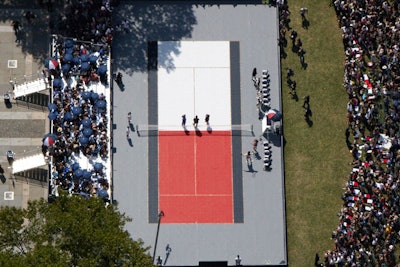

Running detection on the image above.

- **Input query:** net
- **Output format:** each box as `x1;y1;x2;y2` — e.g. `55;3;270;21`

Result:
136;124;254;137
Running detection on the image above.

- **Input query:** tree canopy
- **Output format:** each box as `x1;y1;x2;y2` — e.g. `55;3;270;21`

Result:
0;194;154;267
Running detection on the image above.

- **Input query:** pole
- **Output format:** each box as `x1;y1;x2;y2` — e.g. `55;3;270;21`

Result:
152;211;164;263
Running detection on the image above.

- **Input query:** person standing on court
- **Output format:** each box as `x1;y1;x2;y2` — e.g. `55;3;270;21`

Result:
252;68;257;78
193;115;199;128
205;114;210;125
181;114;186;127
128;112;132;125
252;139;259;152
242;151;253;165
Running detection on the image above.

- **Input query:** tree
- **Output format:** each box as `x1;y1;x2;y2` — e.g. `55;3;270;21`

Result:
0;194;154;267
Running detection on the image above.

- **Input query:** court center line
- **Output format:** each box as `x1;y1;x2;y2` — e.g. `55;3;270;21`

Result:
193;67;197;196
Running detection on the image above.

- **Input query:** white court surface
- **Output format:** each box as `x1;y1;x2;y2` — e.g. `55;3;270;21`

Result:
158;41;231;131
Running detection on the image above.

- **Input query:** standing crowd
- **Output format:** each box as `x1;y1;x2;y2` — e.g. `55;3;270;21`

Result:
320;0;400;266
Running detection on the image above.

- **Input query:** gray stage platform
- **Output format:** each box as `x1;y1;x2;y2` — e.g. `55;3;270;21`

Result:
112;2;286;266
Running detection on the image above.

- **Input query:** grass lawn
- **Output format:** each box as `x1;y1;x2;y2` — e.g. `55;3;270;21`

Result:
281;1;352;265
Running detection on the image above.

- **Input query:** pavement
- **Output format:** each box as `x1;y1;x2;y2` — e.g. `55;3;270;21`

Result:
0;6;51;208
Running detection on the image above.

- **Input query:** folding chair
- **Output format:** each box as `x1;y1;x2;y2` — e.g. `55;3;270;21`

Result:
262;78;270;83
264;149;271;159
262;80;270;86
262;88;270;94
263;91;270;98
262;98;270;107
263;141;271;150
263;159;271;170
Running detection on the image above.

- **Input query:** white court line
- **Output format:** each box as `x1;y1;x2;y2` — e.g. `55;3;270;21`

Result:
193;68;197;195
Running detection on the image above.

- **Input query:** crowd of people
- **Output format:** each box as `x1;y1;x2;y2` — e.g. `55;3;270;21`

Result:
56;0;117;46
321;0;400;265
7;1;121;202
44;0;114;201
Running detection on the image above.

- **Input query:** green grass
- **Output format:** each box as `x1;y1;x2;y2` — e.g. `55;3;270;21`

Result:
281;1;352;266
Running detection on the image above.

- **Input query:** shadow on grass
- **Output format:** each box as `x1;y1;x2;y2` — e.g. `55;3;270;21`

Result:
302;18;310;29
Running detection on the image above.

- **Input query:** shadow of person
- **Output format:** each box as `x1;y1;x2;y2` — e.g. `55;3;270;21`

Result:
0;165;4;174
183;126;190;135
302;19;310;29
346;139;353;150
292;45;299;54
280;47;287;59
117;82;125;91
301;61;308;70
263;165;272;171
292;92;299;102
245;162;257;173
254;151;261;160
195;128;202;137
128;137;134;147
307;108;313;117
130;124;135;132
0;174;6;184
305;117;313;127
258;109;265;120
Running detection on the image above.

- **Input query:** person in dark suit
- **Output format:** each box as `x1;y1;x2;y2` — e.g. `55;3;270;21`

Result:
193;115;199;128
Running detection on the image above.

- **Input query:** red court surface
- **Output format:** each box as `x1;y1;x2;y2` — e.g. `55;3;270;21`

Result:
158;131;233;223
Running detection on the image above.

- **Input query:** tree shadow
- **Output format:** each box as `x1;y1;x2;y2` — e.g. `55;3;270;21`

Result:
112;3;197;75
0;2;196;79
0;7;51;66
